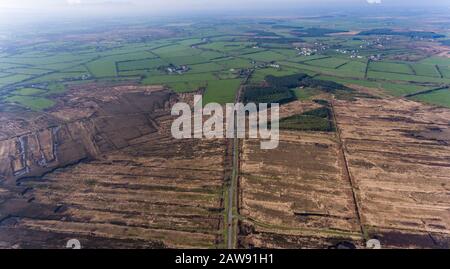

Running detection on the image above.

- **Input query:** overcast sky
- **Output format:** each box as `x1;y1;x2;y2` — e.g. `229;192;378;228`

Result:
0;0;448;10
0;0;449;20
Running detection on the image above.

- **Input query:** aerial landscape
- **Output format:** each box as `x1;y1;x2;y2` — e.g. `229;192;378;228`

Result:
0;0;449;250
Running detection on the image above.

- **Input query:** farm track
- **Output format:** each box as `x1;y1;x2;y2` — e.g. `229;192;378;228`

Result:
330;101;366;239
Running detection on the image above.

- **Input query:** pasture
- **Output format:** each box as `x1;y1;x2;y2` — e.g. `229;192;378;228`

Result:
2;22;450;111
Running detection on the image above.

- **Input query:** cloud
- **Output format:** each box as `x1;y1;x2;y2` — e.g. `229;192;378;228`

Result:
367;0;382;4
67;0;82;5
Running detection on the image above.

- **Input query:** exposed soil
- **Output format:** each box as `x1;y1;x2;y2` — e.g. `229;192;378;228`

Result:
239;97;450;249
0;85;228;248
1;85;450;249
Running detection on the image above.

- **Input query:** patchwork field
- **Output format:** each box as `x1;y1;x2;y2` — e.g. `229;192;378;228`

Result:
2;21;450;110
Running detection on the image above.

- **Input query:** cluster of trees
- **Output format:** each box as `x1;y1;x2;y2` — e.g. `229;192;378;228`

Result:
244;73;307;104
279;107;335;132
243;85;296;105
291;28;348;37
244;73;351;132
258;21;277;25
244;73;357;105
249;37;304;44
266;73;353;94
359;29;445;39
246;30;279;37
271;25;304;30
301;77;354;93
265;74;309;89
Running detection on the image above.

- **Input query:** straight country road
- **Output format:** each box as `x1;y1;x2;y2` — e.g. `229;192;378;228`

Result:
226;70;252;249
226;85;242;249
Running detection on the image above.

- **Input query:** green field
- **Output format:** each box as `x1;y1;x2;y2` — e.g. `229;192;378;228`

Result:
5;95;55;111
306;57;349;69
293;87;321;100
45;83;67;95
242;50;287;62
294;55;331;63
86;57;119;77
142;73;218;85
419;56;450;66
369;61;414;75
2;19;450;113
202;79;242;104
199;42;257;52
250;67;303;83
117;58;166;71
316;75;429;96
11;87;47;96
215;58;253;69
166;81;208;93
189;62;225;73
411;64;440;77
0;74;33;87
8;67;51;75
335;61;367;78
368;70;450;83
438;66;450;79
411;89;450;108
